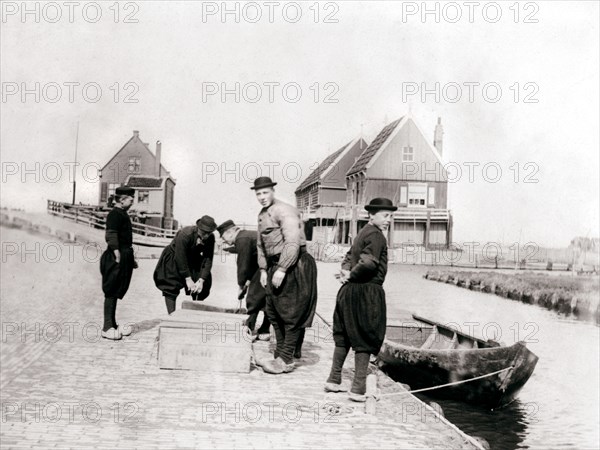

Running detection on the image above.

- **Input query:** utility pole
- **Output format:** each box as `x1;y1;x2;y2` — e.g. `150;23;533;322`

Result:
72;122;79;205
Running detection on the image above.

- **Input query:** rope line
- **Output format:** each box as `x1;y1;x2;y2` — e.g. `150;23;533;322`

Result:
377;366;514;398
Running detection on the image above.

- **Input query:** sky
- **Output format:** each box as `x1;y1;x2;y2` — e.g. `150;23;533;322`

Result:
1;1;598;247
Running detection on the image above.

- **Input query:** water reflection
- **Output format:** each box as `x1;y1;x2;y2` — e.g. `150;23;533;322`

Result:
423;396;532;450
381;265;600;449
316;263;599;448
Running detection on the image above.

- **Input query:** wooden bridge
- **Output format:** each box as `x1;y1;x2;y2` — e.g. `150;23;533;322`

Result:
47;200;176;247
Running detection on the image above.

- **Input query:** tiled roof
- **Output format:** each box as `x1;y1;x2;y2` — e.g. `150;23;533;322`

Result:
100;133;171;177
295;141;351;193
347;118;403;176
126;176;164;188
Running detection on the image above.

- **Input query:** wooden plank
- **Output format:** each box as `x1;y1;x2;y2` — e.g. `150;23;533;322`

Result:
161;309;249;328
181;300;247;315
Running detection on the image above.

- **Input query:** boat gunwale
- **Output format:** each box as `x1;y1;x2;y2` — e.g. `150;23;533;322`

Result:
380;337;531;356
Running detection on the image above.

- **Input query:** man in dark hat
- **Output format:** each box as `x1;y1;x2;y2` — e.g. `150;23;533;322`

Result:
153;215;217;314
252;177;318;374
324;197;396;401
99;186;137;340
218;220;271;340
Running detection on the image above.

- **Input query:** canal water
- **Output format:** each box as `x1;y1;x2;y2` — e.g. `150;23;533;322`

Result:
380;265;600;450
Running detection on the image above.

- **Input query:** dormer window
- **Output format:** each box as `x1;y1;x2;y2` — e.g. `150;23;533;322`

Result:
402;146;414;162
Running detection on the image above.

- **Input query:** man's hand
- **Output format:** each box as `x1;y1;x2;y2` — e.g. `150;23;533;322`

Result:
338;269;350;284
186;277;196;292
271;268;286;289
194;279;204;294
114;249;120;263
133;259;138;269
238;285;248;300
260;270;268;288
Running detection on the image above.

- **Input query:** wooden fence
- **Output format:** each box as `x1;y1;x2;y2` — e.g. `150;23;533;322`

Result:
47;200;178;246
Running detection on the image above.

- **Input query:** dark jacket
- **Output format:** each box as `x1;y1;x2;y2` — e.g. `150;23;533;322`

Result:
100;206;135;298
105;206;133;250
167;225;214;280
234;229;259;288
341;223;388;285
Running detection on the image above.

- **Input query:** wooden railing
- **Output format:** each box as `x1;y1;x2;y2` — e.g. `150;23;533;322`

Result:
300;204;451;222
47;200;177;239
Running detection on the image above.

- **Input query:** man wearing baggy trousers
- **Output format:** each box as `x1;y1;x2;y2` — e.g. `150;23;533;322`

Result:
252;176;318;375
217;219;271;340
153;215;217;314
99;186;137;341
324;197;396;401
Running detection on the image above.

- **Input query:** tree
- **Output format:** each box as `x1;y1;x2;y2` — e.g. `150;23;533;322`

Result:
569;237;599;273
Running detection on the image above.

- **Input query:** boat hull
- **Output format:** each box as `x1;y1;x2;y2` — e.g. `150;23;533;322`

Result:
378;333;539;408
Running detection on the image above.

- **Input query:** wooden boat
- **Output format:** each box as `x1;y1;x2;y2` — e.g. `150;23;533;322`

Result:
377;314;539;409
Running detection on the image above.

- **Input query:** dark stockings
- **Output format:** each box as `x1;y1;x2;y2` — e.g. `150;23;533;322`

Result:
164;296;177;314
103;297;118;331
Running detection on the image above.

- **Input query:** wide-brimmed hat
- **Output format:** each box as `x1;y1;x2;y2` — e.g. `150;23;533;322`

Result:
364;197;398;212
250;176;277;190
196;215;217;233
217;219;236;237
115;186;135;197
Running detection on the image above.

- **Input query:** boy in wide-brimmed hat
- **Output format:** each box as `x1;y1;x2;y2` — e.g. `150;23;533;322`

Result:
153;215;217;314
218;219;271;340
99;186;137;340
252;177;318;374
325;197;397;401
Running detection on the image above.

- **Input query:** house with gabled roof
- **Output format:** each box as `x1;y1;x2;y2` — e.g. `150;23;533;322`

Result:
295;137;368;242
343;114;452;248
98;130;177;229
124;174;176;223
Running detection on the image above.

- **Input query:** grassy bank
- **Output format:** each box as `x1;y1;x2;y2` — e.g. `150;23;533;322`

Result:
424;270;600;322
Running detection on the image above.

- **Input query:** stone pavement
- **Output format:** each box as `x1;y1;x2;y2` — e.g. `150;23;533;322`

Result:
1;226;480;449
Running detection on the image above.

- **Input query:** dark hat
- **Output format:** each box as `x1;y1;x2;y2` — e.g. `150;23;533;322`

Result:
217;220;236;237
364;197;398;212
115;186;135;197
250;176;277;190
196;215;217;233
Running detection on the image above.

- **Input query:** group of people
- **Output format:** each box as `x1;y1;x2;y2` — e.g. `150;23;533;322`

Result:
99;177;397;401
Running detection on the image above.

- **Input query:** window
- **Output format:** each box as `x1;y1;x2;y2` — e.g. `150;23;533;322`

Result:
400;186;408;204
354;181;364;204
407;183;427;207
428;187;435;205
128;157;141;173
108;183;119;197
100;182;108;202
402;146;414;162
138;190;149;204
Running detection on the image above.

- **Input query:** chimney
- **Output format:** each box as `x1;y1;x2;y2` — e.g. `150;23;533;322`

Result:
155;140;162;177
434;117;443;157
133;130;139;139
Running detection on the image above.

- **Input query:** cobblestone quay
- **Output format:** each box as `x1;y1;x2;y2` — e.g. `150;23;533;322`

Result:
1;226;480;449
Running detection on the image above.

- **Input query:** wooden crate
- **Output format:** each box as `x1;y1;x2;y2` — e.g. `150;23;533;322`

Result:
158;309;252;373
